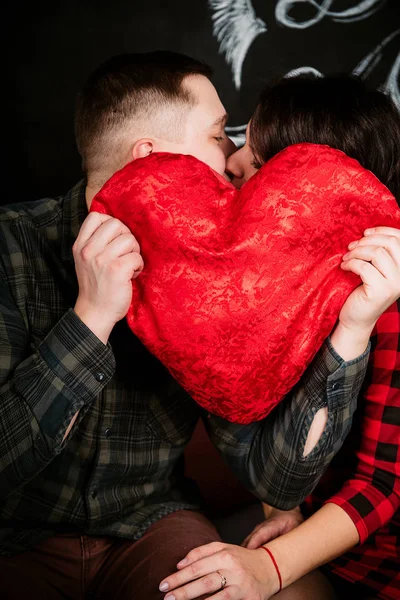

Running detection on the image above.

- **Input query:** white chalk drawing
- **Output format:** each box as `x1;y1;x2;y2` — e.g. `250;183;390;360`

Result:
353;29;400;109
209;0;387;88
226;29;400;146
284;66;324;78
209;0;267;89
384;52;400;109
275;0;386;29
225;124;247;146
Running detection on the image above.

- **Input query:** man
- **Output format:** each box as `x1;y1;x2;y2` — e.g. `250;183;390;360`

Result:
0;51;375;599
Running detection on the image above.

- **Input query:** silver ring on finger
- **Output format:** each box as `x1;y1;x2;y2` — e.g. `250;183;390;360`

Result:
216;570;227;590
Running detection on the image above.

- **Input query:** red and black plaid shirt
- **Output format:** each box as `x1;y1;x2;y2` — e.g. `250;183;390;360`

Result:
306;299;400;600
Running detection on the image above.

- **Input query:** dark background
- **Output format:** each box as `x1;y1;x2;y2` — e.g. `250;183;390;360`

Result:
6;0;400;204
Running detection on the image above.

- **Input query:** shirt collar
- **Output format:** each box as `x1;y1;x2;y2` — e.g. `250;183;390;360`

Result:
61;179;89;262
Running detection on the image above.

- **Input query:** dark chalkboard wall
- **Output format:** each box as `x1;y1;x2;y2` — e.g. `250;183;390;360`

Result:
6;0;400;204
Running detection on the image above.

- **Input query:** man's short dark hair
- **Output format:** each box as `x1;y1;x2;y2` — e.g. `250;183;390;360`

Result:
250;75;400;203
75;51;213;179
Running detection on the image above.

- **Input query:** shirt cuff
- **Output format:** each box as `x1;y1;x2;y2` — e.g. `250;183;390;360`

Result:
14;309;115;445
313;336;371;412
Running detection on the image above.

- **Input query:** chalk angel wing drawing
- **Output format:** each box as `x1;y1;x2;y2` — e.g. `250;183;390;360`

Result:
209;0;267;89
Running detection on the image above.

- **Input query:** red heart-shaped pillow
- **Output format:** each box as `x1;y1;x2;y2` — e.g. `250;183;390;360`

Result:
91;143;400;423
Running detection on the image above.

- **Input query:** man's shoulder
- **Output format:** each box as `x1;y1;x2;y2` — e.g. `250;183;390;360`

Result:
0;196;63;230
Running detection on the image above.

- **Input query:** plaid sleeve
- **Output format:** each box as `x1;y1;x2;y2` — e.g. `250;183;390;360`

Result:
206;337;370;510
326;301;400;544
0;267;115;497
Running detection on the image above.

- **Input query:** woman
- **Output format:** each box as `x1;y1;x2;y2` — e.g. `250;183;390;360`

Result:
158;76;400;600
236;76;400;600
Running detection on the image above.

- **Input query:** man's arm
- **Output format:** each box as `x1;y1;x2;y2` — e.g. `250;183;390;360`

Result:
205;336;369;509
205;228;400;509
0;212;143;497
0;275;115;497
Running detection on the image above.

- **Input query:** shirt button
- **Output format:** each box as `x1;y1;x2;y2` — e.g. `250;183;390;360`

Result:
105;428;112;438
91;489;98;499
95;372;105;382
331;382;339;391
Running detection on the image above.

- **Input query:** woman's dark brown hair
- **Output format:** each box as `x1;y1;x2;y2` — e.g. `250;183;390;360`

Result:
250;75;400;203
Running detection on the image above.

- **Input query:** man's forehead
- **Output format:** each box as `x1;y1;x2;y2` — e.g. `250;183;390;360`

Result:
208;113;229;129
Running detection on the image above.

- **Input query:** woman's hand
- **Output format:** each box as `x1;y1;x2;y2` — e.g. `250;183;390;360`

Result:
330;227;400;360
242;506;304;550
339;226;400;334
159;542;279;600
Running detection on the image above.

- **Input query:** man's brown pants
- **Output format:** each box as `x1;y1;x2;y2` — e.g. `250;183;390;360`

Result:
0;510;221;600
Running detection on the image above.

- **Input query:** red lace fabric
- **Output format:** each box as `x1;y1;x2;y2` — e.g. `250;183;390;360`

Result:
91;143;400;424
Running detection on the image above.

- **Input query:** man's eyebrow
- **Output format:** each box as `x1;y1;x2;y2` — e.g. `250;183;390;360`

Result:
209;113;229;129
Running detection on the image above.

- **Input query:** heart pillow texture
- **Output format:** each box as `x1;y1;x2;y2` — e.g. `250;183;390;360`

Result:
91;143;400;424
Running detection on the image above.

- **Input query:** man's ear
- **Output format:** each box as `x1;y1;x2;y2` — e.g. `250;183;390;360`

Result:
131;139;154;160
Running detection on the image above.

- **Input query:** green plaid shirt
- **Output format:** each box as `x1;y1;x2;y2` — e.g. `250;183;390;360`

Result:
0;181;370;556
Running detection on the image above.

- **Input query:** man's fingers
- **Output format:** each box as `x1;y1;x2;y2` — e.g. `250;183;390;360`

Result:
242;523;270;549
99;233;141;264
74;212;113;246
245;525;279;549
75;214;136;256
114;251;144;279
245;533;264;550
241;523;264;548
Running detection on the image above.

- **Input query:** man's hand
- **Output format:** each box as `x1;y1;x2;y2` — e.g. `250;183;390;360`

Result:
73;212;143;344
159;542;279;600
242;506;303;550
339;227;400;336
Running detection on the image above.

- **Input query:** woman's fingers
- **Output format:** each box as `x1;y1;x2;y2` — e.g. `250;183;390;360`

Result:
161;547;229;593
163;570;233;600
342;244;398;282
347;234;400;269
341;258;385;287
364;226;400;238
176;541;225;568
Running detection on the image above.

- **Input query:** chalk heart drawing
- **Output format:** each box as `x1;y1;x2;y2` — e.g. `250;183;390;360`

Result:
210;1;400;145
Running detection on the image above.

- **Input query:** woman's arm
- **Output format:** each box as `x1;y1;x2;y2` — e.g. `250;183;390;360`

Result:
157;504;359;600
261;503;359;595
244;298;399;592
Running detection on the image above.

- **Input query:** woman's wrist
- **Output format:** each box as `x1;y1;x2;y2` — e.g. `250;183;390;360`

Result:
330;320;373;361
256;547;282;597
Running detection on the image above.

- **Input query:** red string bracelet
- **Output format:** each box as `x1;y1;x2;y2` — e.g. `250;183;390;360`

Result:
260;546;282;593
